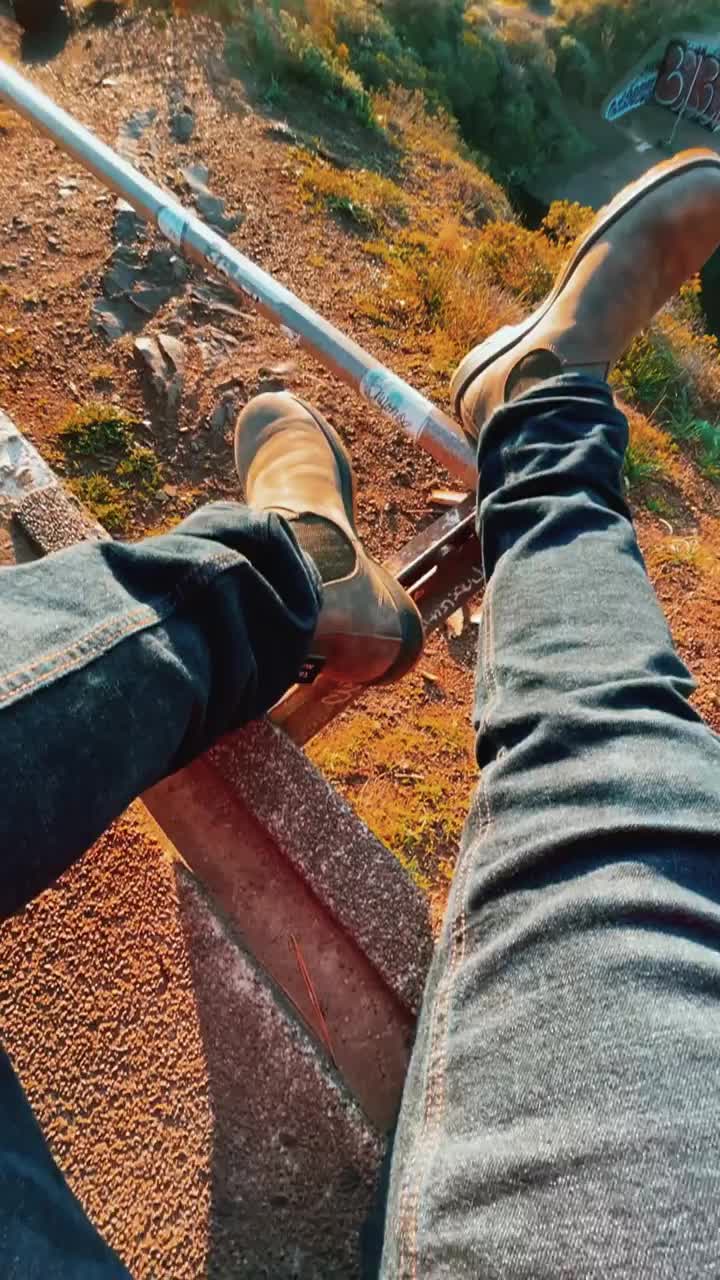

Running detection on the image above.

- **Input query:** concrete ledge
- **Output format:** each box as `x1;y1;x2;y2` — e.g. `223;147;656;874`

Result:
0;408;56;500
0;801;384;1279
176;861;384;1277
145;756;415;1132
209;720;433;1015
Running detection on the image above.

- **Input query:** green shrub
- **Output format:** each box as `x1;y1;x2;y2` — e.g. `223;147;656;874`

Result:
226;2;377;127
334;1;428;91
383;0;466;65
696;421;720;481
553;32;602;105
428;18;586;187
615;330;690;420
552;0;719;102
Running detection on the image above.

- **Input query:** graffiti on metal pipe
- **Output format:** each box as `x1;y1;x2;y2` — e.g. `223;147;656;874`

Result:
655;40;720;130
157;206;188;250
157;204;281;312
423;565;485;632
360;368;435;441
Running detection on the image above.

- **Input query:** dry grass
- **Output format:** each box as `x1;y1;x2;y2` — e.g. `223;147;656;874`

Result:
308;709;476;893
359;210;570;379
623;404;682;490
374;86;512;228
646;535;720;578
300;155;409;233
662;311;720;418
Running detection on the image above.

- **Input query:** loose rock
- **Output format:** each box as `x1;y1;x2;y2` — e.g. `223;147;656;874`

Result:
114;200;146;246
170;107;195;143
134;333;185;420
209;388;240;433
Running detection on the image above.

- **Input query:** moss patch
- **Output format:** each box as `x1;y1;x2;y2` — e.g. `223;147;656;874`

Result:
56;402;162;534
0;326;33;375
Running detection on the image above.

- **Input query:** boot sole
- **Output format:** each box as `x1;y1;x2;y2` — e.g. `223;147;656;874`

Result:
450;150;720;433
292;397;425;685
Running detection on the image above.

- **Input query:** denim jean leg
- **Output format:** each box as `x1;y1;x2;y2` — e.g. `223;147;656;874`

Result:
382;375;720;1278
0;500;320;917
0;500;319;1276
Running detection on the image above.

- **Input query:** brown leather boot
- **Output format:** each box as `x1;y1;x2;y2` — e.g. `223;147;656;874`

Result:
235;392;424;685
451;149;720;439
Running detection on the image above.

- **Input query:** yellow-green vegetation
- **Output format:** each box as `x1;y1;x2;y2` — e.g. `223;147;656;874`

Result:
647;535;720;578
358;198;594;386
159;0;720;500
615;292;720;484
165;1;720;188
70;474;131;533
55;402;162;535
0;325;33;375
300;155;408;232
225;2;376;128
220;0;588;185
308;709;476;891
88;363;115;386
373;86;511;227
339;159;720;492
622;406;680;492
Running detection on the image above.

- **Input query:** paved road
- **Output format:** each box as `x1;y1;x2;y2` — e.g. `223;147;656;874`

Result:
535;101;720;210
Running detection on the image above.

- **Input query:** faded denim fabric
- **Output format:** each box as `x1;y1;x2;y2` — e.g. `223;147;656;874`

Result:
381;376;720;1278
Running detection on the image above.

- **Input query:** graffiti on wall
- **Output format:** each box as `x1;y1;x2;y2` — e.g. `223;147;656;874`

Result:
604;70;659;122
655;40;720;131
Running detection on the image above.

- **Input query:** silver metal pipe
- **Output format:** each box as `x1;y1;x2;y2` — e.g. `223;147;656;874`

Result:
0;59;477;487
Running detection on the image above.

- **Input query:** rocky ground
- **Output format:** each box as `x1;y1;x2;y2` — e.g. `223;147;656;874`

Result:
0;4;717;923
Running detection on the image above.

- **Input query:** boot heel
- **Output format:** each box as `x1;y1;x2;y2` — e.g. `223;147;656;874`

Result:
450;319;537;417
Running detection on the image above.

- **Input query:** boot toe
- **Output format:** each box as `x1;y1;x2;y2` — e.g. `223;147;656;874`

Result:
234;391;315;484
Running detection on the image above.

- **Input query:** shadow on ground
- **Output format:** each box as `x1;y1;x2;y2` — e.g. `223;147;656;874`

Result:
216;40;403;181
174;864;382;1279
19;11;71;61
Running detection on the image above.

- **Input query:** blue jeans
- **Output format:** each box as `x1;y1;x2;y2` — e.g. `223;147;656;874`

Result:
3;377;720;1276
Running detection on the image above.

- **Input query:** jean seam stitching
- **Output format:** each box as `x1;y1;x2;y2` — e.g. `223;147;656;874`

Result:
397;578;497;1279
0;549;238;706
